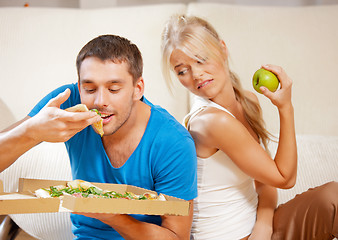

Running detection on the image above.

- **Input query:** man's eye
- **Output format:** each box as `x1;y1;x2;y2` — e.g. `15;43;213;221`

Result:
109;89;120;93
85;89;95;93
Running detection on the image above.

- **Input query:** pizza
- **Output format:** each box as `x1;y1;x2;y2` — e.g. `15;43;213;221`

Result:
35;180;166;201
65;104;104;137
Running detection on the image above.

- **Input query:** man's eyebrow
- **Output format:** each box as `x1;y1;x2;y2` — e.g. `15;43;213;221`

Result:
79;79;94;84
80;79;123;84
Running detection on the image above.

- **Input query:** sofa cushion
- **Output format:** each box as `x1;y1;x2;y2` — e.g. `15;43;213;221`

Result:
267;135;338;205
0;142;73;240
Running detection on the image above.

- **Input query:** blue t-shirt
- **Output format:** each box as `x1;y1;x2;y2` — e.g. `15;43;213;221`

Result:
29;83;198;239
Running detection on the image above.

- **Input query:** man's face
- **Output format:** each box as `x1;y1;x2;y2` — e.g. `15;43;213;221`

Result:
78;57;137;136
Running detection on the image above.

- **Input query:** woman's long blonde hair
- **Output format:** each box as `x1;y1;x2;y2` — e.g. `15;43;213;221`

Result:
161;15;271;151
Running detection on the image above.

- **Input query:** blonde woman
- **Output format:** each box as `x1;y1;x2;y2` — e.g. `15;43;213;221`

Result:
161;15;338;240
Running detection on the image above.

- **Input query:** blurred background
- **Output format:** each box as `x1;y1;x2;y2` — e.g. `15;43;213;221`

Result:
0;0;337;8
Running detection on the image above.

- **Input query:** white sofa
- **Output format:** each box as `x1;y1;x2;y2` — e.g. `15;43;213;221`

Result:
0;3;337;239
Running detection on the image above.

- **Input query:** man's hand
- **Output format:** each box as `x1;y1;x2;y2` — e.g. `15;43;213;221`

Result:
73;212;121;227
26;88;101;143
0;88;101;171
73;200;194;240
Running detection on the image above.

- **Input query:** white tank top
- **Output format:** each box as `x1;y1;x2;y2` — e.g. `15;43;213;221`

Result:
185;96;258;240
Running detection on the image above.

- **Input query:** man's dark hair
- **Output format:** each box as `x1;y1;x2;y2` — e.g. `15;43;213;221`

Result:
76;34;143;83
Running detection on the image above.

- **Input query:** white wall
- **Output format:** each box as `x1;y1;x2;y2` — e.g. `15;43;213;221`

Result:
0;0;78;8
0;0;337;8
195;0;338;7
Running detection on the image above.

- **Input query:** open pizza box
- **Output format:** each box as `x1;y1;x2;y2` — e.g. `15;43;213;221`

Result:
0;178;190;216
0;179;61;214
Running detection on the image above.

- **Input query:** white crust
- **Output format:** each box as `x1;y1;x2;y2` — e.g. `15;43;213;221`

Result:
35;188;51;198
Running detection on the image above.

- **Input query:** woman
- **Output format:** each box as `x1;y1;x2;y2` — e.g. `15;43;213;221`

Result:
161;15;338;240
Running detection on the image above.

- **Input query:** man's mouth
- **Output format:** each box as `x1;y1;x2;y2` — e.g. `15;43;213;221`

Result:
197;79;213;89
100;113;114;124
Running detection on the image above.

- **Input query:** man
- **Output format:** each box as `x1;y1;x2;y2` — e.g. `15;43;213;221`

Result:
0;35;197;239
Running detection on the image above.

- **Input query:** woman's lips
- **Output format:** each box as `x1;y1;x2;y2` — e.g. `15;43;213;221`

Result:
197;79;213;89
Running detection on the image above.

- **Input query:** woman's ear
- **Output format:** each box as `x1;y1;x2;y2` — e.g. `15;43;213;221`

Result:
133;77;145;101
220;40;229;59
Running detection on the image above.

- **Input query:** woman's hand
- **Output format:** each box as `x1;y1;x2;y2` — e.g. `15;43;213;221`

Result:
259;64;293;111
248;222;273;240
248;181;276;240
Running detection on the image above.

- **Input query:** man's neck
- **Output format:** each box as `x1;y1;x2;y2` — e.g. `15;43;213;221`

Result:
101;101;151;168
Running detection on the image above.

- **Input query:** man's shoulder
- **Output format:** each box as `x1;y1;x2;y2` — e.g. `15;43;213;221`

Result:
148;108;194;149
28;83;80;117
141;97;194;146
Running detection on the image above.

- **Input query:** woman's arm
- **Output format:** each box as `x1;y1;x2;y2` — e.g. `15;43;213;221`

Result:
194;65;297;189
260;64;297;188
249;181;277;240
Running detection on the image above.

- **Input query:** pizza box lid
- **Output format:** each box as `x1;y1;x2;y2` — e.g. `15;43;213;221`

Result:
0;179;61;214
3;178;190;216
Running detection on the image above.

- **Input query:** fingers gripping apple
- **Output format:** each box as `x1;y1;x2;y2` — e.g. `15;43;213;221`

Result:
252;68;280;94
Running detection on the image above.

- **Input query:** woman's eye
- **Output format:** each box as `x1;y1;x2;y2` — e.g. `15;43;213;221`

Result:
178;69;187;76
197;57;207;64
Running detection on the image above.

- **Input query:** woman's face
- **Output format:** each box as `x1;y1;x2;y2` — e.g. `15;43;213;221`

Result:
170;48;229;99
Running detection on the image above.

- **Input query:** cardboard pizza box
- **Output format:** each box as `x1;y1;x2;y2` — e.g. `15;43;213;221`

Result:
0;178;190;216
0;179;61;215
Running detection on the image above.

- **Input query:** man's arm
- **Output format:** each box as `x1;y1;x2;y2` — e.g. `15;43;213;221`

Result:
0;116;38;171
0;89;100;172
78;200;194;240
249;181;277;240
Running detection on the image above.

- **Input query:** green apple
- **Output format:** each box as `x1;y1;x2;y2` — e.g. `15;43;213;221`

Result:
252;68;279;94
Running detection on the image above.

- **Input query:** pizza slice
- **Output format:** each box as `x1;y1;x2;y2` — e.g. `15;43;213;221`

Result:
65;104;104;137
35;180;166;201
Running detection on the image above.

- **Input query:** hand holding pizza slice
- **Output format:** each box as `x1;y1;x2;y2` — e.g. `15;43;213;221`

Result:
65;104;104;137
